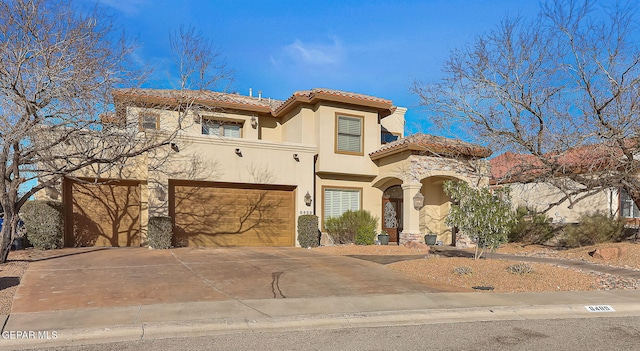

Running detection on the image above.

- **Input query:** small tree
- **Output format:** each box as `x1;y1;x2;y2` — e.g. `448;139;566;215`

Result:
443;180;515;259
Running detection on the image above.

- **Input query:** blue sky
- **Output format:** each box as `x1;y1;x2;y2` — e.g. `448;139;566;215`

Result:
93;0;543;134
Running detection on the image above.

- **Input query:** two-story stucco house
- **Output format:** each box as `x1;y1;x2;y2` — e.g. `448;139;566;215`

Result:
45;88;491;248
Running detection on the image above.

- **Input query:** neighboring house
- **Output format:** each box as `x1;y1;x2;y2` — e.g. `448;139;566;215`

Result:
40;88;491;248
490;151;637;224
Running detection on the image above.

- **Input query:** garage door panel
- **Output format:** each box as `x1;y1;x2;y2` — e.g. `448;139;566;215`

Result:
66;180;141;247
171;182;294;247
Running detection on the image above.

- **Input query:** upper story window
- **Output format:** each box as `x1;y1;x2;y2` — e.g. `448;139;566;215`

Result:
381;130;399;144
336;114;363;155
620;188;640;218
138;111;159;131
202;119;242;138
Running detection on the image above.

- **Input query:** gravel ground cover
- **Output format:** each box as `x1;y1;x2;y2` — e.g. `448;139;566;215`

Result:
312;241;640;293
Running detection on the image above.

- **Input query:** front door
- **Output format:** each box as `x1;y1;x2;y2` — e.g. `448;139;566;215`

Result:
382;198;403;243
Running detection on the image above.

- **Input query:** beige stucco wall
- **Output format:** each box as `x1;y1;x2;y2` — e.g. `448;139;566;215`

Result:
505;182;618;223
380;107;406;137
420;177;453;244
315;175;383;231
314;104;381;176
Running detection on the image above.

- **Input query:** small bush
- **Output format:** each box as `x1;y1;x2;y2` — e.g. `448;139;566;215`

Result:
562;212;625;248
298;215;319;248
507;262;535;274
147;216;173;249
509;206;555;244
325;210;379;245
354;221;377;245
453;266;473;275
22;200;64;250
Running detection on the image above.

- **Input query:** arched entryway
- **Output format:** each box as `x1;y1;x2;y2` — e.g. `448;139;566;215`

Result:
382;185;403;244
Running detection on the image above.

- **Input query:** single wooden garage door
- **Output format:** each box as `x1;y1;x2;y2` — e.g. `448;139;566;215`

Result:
64;179;142;247
170;180;295;247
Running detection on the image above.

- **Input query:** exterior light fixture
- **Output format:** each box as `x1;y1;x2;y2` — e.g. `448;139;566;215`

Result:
250;115;258;128
413;191;424;210
293;154;300;162
155;186;166;201
235;148;242;157
304;191;312;206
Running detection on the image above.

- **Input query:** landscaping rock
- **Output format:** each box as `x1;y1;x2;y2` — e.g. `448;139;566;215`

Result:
590;247;628;260
403;241;430;252
320;232;335;246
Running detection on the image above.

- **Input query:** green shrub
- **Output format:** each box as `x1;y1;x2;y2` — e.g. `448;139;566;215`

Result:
297;215;319;248
509;206;555;244
325;210;379;245
562;212;625;247
507;262;535;275
354;221;377;245
443;180;516;259
21;200;64;250
147;216;173;249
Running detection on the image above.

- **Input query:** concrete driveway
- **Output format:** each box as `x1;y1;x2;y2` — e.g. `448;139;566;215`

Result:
11;247;462;313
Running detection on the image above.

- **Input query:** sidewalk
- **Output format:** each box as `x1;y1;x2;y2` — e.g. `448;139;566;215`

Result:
2;289;640;349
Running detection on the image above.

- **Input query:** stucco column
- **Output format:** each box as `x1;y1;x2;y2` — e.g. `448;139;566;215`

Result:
400;182;423;244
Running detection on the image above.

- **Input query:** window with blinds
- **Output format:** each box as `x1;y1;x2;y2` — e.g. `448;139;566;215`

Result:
202;119;242;138
620;188;640;218
336;115;363;154
324;188;361;222
138;112;159;130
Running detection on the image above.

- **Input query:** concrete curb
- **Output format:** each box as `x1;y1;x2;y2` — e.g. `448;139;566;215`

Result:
3;301;640;349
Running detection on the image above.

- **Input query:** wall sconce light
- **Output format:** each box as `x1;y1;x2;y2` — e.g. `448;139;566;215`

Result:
235;148;243;157
155;186;166;201
304;191;312;206
413;191;424;210
293;154;299;162
45;186;59;200
250;115;258;128
170;142;180;152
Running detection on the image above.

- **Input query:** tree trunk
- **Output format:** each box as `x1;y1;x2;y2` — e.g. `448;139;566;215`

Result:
0;216;13;263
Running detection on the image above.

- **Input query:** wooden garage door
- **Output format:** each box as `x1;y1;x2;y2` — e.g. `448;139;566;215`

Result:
65;179;141;247
170;181;295;247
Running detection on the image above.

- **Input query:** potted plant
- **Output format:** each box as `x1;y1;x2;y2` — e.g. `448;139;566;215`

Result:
377;231;390;245
424;233;437;246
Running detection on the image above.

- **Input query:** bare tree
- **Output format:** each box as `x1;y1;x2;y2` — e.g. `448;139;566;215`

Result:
0;0;228;262
414;0;640;212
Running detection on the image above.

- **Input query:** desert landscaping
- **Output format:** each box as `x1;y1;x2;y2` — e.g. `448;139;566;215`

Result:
313;241;640;293
1;241;638;315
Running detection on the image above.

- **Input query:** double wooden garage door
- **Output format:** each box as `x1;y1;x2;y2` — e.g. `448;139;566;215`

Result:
65;179;295;247
169;181;295;247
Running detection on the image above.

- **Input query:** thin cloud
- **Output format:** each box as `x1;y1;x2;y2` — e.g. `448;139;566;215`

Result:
273;37;345;68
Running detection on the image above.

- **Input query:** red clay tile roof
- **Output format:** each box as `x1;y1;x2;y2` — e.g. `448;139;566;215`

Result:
273;88;394;117
490;144;627;184
113;88;394;117
113;88;282;113
370;133;492;160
